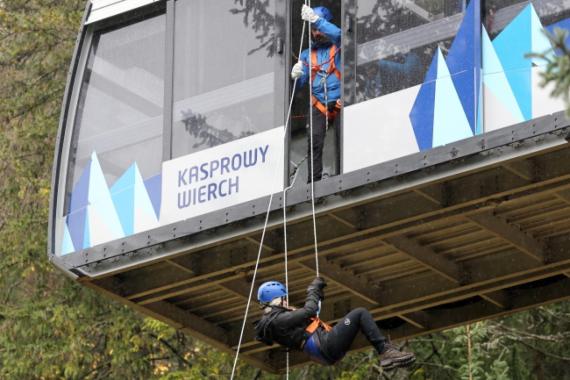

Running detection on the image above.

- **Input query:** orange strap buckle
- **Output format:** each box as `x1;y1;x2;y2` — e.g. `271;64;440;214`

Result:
305;317;333;335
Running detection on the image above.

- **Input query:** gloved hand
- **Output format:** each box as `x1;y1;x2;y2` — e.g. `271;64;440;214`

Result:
291;60;304;80
307;276;327;300
310;276;327;290
301;4;319;23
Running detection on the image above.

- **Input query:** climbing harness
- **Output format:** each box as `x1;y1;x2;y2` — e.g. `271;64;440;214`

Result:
302;317;335;365
310;45;342;123
305;316;332;334
230;1;329;377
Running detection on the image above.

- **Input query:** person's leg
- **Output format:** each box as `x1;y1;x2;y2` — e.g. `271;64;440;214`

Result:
319;307;386;361
307;107;326;182
319;307;416;368
329;108;340;176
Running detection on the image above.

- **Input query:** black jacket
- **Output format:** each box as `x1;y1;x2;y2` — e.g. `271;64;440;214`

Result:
254;286;322;350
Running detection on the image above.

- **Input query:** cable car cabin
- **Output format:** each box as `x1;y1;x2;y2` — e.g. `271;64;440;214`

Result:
50;0;570;372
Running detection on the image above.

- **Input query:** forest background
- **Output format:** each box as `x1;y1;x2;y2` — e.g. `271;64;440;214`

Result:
1;0;570;379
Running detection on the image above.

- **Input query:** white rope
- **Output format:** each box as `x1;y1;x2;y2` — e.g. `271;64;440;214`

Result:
307;0;320;278
282;154;304;380
229;193;273;380
283;185;291;380
229;6;311;377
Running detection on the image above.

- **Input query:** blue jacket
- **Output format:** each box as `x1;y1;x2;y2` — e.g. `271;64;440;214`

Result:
297;18;342;104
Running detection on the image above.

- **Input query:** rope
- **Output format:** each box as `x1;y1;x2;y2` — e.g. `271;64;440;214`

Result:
229;4;310;377
229;193;273;380
307;0;320;278
230;1;332;375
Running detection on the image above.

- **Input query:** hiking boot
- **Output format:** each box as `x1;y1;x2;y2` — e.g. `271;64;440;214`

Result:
379;343;416;370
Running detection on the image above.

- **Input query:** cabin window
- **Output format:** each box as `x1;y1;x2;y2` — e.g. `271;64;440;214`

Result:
65;14;166;215
344;0;466;106
171;0;278;159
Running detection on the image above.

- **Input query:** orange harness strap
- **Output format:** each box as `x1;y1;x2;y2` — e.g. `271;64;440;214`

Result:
310;45;341;118
310;45;341;82
311;97;341;120
305;316;333;335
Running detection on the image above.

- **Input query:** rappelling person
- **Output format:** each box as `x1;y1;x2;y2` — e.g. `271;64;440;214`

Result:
291;5;342;183
254;277;416;369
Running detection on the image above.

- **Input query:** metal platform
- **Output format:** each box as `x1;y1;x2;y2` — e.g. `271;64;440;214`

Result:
65;113;570;372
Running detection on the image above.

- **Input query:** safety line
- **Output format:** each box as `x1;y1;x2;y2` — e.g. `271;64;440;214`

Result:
307;0;320;278
282;163;300;380
229;193;274;380
229;4;310;377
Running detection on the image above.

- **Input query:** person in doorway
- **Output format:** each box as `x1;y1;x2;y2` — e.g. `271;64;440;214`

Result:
254;277;416;369
291;5;341;183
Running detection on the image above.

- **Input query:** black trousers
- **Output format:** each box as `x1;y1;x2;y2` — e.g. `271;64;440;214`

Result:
307;104;340;182
319;307;387;362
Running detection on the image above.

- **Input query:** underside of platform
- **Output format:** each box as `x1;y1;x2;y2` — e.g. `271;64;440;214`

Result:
71;116;570;373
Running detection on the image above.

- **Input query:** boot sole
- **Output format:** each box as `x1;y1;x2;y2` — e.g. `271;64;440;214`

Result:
381;355;416;371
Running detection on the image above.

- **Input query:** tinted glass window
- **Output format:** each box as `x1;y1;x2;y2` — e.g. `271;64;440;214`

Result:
345;0;465;105
66;14;166;210
483;0;570;38
171;0;277;158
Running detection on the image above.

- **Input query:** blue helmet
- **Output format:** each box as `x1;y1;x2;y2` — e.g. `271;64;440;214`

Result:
313;6;333;22
257;281;287;303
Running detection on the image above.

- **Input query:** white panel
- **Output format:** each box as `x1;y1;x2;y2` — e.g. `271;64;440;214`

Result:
532;66;566;118
87;0;161;24
343;86;420;174
483;82;523;133
160;127;285;225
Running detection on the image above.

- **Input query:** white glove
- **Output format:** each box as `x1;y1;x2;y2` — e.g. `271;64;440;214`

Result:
291;61;304;80
301;4;319;23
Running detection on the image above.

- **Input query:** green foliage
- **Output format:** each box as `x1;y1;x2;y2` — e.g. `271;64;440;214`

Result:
527;28;570;116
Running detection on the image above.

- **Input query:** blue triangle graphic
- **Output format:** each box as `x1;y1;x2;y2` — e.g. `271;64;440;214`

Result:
433;49;474;146
446;0;481;134
493;4;533;120
68;159;91;214
133;164;159;233
61;223;75;256
409;51;438;151
66;157;92;250
144;173;162;219
83;208;91;249
476;80;483;135
111;164;136;236
88;152;124;244
482;27;525;123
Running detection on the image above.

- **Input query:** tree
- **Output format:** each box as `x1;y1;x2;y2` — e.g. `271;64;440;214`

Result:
528;28;570;116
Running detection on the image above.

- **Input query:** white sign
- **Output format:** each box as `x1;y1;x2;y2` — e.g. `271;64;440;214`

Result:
160;127;284;225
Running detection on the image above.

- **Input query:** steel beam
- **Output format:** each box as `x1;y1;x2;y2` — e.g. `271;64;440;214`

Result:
468;212;546;263
480;290;511;309
105;175;570;303
299;259;382;304
384;236;463;283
